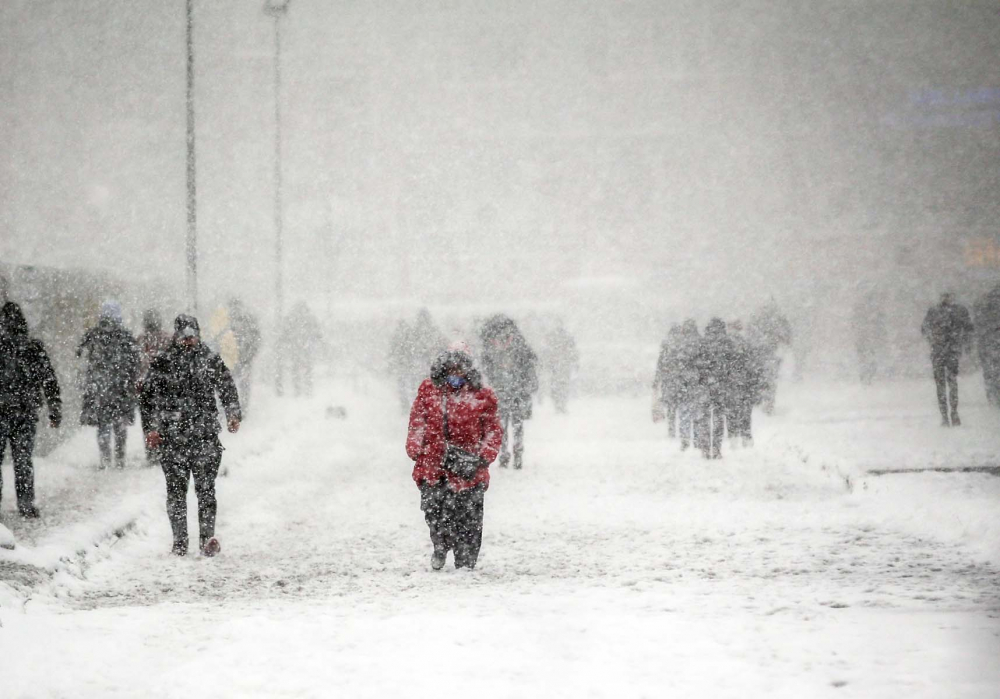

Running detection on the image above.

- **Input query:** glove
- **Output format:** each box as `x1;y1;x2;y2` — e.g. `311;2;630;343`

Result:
227;418;241;434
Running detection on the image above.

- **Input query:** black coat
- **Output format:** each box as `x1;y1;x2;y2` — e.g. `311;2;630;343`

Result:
694;330;738;404
921;300;974;359
728;335;765;407
480;335;538;412
0;324;61;423
78;320;140;425
140;341;241;444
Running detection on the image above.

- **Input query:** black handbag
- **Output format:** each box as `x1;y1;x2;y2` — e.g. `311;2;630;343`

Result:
442;395;482;479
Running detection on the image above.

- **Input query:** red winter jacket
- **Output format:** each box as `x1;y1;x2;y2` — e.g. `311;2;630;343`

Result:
406;378;503;492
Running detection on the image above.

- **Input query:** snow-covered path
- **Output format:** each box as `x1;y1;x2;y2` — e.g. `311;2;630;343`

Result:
2;377;999;697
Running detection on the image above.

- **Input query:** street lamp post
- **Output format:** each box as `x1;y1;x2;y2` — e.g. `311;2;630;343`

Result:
185;0;198;313
264;0;290;393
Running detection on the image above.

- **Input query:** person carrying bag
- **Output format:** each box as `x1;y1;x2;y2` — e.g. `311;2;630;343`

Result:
406;345;503;570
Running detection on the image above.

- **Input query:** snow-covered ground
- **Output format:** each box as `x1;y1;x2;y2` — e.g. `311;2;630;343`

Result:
2;373;999;698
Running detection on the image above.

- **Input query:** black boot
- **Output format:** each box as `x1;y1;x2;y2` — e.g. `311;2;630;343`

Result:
431;545;446;570
169;518;188;556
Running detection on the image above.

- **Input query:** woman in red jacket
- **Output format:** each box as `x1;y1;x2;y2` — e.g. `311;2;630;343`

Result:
406;347;503;570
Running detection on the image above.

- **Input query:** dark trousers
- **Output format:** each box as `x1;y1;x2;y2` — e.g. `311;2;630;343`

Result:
0;415;38;513
97;418;127;469
695;397;725;459
728;398;754;442
932;354;960;423
499;405;525;469
420;482;485;569
160;436;223;551
677;399;696;447
665;400;678;438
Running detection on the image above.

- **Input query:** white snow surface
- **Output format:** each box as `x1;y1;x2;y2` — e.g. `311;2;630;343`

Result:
1;374;999;698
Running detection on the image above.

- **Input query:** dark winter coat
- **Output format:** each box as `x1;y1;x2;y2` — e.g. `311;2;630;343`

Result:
673;324;702;402
694;321;737;404
77;320;140;425
727;334;765;408
140;341;241;444
406;356;503;494
0;302;61;423
137;330;173;384
479;317;539;417
921;300;973;360
653;326;685;404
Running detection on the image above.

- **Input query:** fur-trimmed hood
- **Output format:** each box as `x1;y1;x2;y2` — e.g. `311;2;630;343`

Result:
430;349;483;391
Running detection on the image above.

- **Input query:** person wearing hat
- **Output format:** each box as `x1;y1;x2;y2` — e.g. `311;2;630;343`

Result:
0;302;61;518
77;300;140;469
406;345;503;570
140;315;241;556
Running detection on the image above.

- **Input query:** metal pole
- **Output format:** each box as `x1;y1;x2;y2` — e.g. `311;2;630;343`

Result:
185;0;198;314
272;7;285;393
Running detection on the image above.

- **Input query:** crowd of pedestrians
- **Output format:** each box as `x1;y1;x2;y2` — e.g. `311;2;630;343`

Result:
652;315;776;459
1;278;997;569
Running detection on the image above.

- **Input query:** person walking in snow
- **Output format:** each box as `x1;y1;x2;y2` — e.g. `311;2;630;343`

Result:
674;319;702;450
653;324;683;437
228;298;261;409
0;302;61;518
479;314;538;470
851;292;888;385
140;315;241;557
747;301;792;415
278;301;323;397
693;318;736;459
921;292;974;427
541;319;579;413
972;284;1000;408
136;309;173;465
726;320;764;447
77;301;140;469
406;346;502;570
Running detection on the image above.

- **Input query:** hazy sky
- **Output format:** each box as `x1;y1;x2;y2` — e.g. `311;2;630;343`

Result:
2;0;999;337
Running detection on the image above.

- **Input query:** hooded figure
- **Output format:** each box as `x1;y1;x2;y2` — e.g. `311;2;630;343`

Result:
406;346;503;570
0;302;61;517
77;300;140;469
479;315;538;470
140;314;241;556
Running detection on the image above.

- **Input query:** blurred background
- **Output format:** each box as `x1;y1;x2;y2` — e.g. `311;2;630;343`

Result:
2;0;999;419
